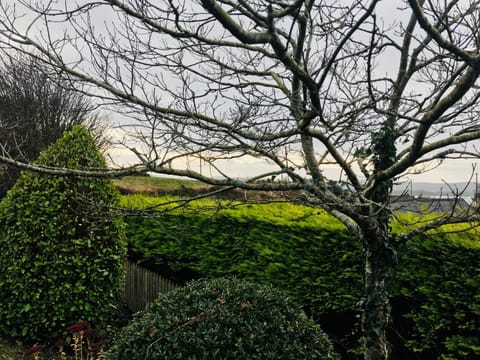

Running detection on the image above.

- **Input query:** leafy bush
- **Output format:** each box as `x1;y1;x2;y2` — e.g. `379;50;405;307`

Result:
0;126;127;344
106;277;339;360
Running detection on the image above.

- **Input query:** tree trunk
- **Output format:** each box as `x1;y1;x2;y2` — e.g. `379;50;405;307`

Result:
362;225;392;360
364;122;396;359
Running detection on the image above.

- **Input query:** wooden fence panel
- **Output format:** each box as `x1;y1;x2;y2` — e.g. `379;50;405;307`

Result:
125;261;180;313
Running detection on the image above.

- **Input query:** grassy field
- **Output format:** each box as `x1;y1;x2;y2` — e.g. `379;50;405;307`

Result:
113;175;295;202
113;175;209;195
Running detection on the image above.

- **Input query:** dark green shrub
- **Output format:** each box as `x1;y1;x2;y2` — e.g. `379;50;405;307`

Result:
0;126;127;344
106;277;339;360
392;234;480;359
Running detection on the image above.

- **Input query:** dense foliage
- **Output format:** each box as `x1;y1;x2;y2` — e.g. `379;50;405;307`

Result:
122;194;480;359
124;199;363;312
106;276;339;360
393;233;480;360
0;126;126;344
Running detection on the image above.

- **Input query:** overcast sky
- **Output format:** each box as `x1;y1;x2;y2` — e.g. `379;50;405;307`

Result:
2;0;479;185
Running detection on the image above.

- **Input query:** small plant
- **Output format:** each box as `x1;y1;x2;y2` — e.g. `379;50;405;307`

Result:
64;321;105;360
24;322;105;360
24;345;45;360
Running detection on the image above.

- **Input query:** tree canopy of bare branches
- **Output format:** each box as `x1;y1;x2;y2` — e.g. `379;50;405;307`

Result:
1;1;480;359
0;54;104;197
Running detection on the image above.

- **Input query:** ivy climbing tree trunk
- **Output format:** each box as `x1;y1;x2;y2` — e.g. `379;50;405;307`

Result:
361;123;397;360
361;224;393;360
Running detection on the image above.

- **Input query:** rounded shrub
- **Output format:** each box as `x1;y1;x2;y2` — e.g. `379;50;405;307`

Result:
0;126;126;344
106;277;339;360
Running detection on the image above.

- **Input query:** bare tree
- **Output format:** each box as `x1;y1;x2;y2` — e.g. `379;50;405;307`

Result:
0;53;105;197
1;1;480;359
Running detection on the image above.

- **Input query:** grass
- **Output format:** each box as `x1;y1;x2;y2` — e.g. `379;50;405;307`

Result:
113;175;300;205
113;175;209;195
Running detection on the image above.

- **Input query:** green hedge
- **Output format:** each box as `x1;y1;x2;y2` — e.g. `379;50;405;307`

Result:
123;196;480;359
125;202;363;314
393;233;480;359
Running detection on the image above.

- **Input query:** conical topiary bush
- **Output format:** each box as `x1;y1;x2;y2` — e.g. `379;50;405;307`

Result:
0;125;126;344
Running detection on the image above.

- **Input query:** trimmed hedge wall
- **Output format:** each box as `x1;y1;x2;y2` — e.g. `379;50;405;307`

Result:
126;210;363;314
123;196;480;359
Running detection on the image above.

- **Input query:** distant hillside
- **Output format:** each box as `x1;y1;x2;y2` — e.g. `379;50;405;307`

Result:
113;176;209;195
393;182;477;197
113;176;287;201
115;176;477;199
